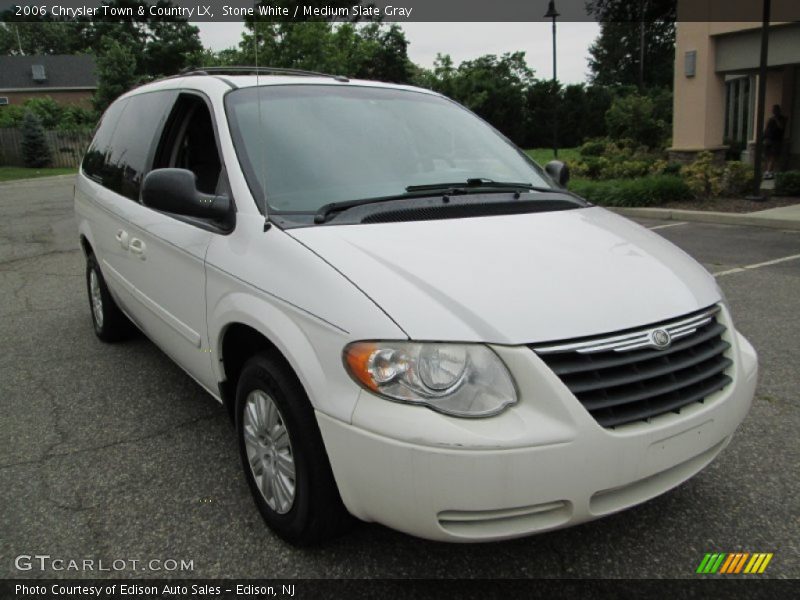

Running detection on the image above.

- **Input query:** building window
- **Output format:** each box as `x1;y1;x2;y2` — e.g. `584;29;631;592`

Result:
724;75;754;145
684;51;697;78
31;64;47;82
0;97;8;106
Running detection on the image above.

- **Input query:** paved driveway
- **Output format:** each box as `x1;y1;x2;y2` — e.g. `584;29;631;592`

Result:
1;177;798;579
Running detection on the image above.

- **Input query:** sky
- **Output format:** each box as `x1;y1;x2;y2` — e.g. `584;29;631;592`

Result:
196;21;601;84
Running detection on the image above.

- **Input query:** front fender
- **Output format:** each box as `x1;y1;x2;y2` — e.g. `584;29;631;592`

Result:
208;290;364;423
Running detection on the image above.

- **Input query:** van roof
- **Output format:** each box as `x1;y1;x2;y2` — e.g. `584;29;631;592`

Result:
140;66;435;96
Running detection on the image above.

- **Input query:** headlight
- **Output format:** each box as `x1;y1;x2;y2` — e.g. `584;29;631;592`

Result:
343;341;517;417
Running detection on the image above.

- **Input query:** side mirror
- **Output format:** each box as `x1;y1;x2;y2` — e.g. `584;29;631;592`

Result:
545;160;570;187
142;168;230;220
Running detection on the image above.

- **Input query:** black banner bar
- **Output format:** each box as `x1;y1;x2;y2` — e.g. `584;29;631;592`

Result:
1;579;798;600
2;0;800;23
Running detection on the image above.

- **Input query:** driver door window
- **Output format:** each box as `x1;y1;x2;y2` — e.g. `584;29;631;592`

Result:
155;94;223;196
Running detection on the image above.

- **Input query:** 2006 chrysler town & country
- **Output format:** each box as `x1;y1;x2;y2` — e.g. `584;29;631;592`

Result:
74;68;758;545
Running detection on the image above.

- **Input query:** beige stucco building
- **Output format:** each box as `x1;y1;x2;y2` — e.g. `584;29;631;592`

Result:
671;4;800;169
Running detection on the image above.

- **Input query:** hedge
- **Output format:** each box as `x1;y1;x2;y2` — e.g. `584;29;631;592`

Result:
568;175;692;207
775;171;800;197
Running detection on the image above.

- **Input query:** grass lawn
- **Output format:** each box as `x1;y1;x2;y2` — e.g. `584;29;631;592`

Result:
525;148;581;165
0;166;76;182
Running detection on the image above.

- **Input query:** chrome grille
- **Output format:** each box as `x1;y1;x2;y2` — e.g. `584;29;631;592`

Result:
531;306;732;428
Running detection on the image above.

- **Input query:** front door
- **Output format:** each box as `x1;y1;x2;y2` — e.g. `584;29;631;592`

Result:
120;93;226;393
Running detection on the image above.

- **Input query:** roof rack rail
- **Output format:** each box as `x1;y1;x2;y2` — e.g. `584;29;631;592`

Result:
177;66;350;83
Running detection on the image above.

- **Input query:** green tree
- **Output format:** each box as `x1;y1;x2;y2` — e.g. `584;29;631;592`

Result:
0;105;25;129
94;37;137;112
21;111;52;168
194;47;242;67
525;79;560;148
419;52;534;145
1;2;202;80
58;105;98;131
0;19;92;55
605;93;670;148
87;1;203;78
351;23;412;83
586;0;676;89
19;97;63;129
238;21;412;83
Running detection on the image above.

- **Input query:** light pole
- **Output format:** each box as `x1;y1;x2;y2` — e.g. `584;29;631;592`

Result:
544;0;560;158
748;0;771;201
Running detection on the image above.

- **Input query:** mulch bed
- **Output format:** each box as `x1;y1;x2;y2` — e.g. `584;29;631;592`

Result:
665;196;800;214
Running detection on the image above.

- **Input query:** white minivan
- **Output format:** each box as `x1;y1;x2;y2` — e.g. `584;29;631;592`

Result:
75;67;758;545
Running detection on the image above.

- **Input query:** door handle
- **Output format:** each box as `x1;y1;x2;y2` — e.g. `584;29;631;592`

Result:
115;229;129;250
129;238;146;260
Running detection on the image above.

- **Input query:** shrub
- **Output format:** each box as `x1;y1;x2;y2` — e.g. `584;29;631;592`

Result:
604;159;651;179
723;161;755;197
578;138;607;157
775;171;800;197
574;136;666;181
650;159;683;176
23;97;63;129
578;137;644;160
569;175;691;207
58;105;97;131
680;152;723;199
605;94;670;150
0;104;25;128
0;99;96;131
20;111;52;168
570;156;608;179
680;153;756;198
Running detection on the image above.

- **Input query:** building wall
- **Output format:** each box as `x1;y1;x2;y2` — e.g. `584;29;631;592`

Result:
672;8;799;164
677;0;798;24
0;90;94;107
671;22;727;155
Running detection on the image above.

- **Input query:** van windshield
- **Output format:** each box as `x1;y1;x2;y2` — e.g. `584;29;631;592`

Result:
225;84;555;214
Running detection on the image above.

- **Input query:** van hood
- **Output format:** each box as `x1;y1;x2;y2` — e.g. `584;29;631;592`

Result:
288;207;721;344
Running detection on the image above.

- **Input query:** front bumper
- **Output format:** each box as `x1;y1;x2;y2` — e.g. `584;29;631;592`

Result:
318;328;758;542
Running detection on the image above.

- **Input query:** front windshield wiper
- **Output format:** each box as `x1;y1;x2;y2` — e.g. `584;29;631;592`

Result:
314;192;430;224
405;178;554;194
314;180;561;224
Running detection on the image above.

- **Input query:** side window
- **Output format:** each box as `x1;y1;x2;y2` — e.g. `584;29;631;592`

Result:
154;95;222;195
105;91;177;200
82;98;128;183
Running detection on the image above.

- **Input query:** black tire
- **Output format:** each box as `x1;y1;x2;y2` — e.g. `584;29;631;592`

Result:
236;352;353;546
85;253;134;342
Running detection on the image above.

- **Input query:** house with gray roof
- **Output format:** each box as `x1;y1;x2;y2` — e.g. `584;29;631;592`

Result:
0;55;97;107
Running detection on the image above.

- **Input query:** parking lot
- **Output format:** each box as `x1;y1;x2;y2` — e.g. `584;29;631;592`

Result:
1;176;798;579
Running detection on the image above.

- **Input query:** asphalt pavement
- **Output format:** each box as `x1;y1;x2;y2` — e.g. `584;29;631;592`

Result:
1;176;798;579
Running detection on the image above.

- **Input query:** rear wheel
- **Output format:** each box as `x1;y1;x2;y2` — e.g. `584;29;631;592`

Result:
85;253;134;342
236;353;353;545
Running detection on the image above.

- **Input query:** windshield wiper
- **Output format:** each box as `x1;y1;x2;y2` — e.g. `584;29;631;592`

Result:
314;180;560;224
405;178;554;194
314;192;428;224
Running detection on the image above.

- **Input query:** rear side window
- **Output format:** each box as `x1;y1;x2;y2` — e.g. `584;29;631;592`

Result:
106;91;176;200
83;91;176;200
82;99;128;184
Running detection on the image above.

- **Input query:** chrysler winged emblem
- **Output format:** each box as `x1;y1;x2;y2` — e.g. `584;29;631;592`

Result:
650;328;672;349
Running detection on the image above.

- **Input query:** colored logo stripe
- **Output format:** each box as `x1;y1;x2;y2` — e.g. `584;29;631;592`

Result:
697;553;773;574
744;553;774;574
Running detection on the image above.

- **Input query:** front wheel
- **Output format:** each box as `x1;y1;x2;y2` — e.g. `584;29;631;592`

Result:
236;353;353;546
85;254;134;342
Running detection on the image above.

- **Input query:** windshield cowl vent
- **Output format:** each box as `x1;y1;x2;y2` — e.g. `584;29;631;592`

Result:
359;199;578;224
